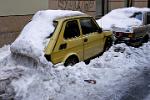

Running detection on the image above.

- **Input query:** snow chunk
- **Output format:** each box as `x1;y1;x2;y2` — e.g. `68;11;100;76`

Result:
10;10;84;65
97;7;150;30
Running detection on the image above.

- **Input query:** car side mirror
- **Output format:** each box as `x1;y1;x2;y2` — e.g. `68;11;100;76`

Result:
98;28;102;33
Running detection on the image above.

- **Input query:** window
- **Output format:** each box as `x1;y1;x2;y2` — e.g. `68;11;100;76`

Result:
131;12;142;21
64;20;80;39
80;18;99;35
147;12;150;25
134;12;142;20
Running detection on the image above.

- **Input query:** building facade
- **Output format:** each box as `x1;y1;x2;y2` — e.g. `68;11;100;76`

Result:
0;0;150;47
97;0;149;17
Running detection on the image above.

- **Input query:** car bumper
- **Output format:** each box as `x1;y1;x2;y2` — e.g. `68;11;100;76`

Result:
115;37;143;46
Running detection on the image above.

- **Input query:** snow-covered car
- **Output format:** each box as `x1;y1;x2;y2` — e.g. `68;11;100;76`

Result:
97;7;150;46
10;10;113;66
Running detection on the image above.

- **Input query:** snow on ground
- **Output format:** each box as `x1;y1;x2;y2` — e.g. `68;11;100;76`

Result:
0;42;150;100
97;7;150;30
10;10;84;66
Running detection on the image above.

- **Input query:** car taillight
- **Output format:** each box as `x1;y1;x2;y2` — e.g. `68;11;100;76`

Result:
115;32;123;37
128;33;133;38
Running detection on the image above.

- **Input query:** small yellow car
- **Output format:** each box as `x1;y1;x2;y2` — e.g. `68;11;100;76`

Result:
44;15;113;66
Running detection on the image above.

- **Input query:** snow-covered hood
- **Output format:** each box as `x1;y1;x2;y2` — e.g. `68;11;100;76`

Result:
10;10;84;65
97;7;150;31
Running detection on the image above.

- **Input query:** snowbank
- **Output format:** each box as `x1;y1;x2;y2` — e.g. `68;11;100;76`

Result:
1;42;150;100
97;7;150;30
10;10;84;65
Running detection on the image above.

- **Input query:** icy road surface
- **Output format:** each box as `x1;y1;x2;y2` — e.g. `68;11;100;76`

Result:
0;43;150;100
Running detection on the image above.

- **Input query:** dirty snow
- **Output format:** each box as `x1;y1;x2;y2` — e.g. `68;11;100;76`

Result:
97;7;150;30
10;10;84;66
1;42;150;100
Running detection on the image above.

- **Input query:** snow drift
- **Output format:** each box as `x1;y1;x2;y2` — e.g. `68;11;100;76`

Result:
97;7;150;30
10;10;84;65
1;42;150;100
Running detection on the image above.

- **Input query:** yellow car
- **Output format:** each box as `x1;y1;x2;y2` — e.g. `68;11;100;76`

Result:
44;15;113;66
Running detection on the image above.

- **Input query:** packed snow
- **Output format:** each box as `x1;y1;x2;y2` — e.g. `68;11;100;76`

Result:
10;10;84;66
97;7;150;30
0;8;150;100
1;42;150;100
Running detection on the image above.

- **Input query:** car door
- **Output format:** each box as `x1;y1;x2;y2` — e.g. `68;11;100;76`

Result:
51;19;84;64
79;18;104;60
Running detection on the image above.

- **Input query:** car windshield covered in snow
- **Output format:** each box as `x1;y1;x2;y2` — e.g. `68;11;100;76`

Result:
47;21;58;38
131;12;143;20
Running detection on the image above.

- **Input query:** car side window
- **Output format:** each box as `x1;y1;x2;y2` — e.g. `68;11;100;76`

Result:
80;18;99;35
64;20;80;39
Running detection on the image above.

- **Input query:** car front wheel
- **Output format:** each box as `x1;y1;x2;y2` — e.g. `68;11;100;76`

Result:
64;56;79;66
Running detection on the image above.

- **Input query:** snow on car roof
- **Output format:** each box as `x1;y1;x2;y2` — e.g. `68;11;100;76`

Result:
97;7;150;30
10;10;84;65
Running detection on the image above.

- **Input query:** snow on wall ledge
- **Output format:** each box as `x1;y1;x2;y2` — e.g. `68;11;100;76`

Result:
10;10;84;65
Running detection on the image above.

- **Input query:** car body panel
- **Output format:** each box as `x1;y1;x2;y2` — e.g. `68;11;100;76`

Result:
44;15;112;64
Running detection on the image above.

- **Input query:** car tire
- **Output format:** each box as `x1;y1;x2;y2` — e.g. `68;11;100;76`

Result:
142;35;149;43
84;59;90;65
104;37;113;51
64;56;79;66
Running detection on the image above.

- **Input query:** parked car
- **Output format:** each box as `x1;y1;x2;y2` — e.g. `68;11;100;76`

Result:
97;7;150;47
113;11;150;46
44;15;113;66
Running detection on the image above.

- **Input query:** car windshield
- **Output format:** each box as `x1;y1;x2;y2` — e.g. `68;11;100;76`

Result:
44;21;58;48
131;12;142;21
47;21;58;38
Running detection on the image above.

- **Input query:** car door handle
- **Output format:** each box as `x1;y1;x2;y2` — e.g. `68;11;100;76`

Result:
59;43;67;50
84;38;88;42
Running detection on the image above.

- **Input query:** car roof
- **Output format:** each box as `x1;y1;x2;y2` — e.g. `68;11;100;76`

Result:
54;14;92;21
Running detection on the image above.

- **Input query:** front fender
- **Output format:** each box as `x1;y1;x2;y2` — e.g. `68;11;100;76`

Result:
103;31;113;37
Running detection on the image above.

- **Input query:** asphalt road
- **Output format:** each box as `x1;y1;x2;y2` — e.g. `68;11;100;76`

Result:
121;66;150;100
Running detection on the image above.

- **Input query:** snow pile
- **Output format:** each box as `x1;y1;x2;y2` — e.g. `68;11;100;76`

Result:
0;45;10;60
1;42;150;100
10;10;84;65
97;7;150;30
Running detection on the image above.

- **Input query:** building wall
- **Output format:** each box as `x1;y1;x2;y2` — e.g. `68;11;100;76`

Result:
134;0;148;7
0;0;48;16
0;0;48;47
0;0;150;47
108;0;124;11
49;0;96;17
